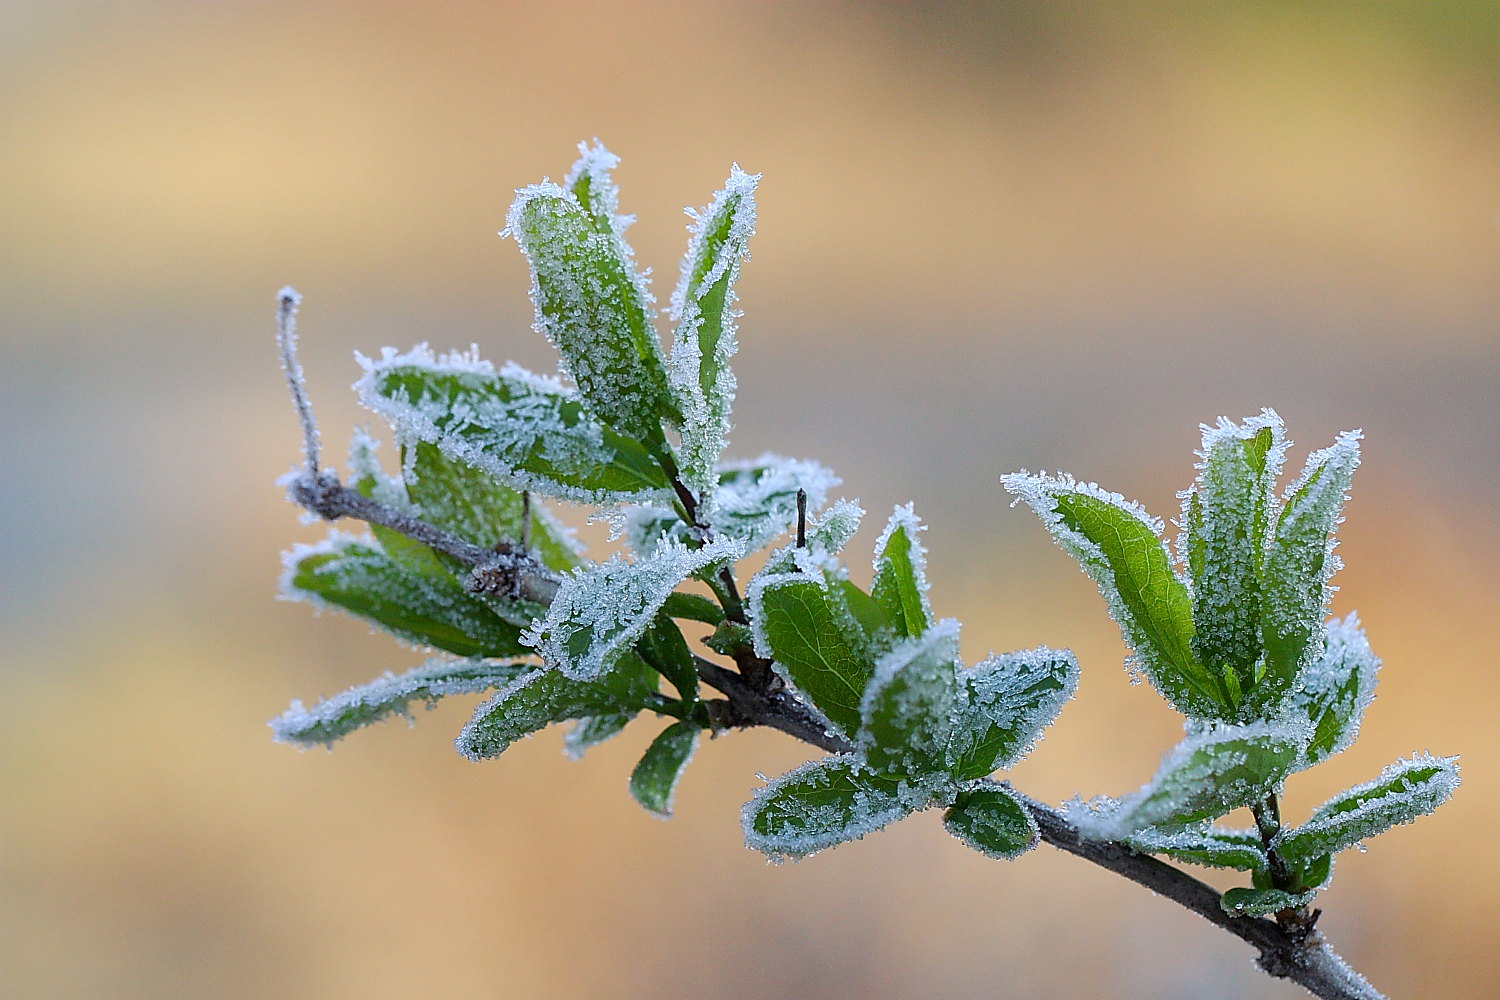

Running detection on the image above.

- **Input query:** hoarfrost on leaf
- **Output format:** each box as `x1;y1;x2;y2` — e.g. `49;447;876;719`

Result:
667;165;759;491
1288;612;1379;768
1068;720;1309;840
703;455;838;554
271;658;534;748
741;754;911;861
1274;754;1459;865
524;537;741;680
946;645;1080;779
871;503;933;639
629;720;700;818
1220;886;1316;917
1002;472;1221;719
943;783;1040;860
1182;410;1286;703
857;620;961;777
760;498;864;577
357;347;671;504
562;713;633;760
1256;429;1362;715
1123;824;1266;872
506;152;677;442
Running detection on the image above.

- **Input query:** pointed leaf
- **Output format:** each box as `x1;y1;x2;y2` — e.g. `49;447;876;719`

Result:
629;721;700;818
747;572;878;736
871;503;933;639
947;646;1079;779
1183;412;1285;702
358;347;670;504
668;166;759;490
507;159;676;442
943;784;1039;860
741;754;910;860
271;658;532;748
282;534;528;658
1070;721;1308;839
1275;754;1460;865
1256;430;1362;714
1003;474;1223;718
1124;824;1266;872
525;538;740;680
455;654;658;759
1289;613;1379;768
858;620;961;776
1220;886;1315;917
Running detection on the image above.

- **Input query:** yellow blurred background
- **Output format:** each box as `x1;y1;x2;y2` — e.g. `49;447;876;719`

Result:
3;3;1496;997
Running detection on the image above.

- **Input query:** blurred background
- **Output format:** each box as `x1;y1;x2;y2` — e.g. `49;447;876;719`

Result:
2;2;1496;997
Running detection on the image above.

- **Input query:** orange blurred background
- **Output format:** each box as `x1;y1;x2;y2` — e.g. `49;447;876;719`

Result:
2;3;1496;997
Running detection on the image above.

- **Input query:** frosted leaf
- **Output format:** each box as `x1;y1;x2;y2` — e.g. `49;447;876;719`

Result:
760;498;864;576
456;652;658;759
1003;473;1222;719
1256;429;1362;714
946;646;1080;779
667;165;759;491
1274;754;1460;865
1182;410;1286;702
1123;824;1266;872
703;454;839;554
629;720;700;818
524;537;741;680
857;620;961;776
943;783;1040;860
281;533;529;658
741;754;911;861
358;347;671;504
271;658;533;748
1288;613;1379;768
871;503;933;639
1068;720;1309;839
563;139;628;234
622;504;693;558
562;713;633;760
506;160;676;443
403;439;581;573
746;571;878;737
1220;887;1316;917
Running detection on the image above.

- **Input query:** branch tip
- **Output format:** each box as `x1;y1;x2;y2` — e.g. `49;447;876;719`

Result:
276;285;321;476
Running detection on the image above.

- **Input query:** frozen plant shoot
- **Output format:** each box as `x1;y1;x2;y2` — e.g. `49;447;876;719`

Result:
273;142;1456;1000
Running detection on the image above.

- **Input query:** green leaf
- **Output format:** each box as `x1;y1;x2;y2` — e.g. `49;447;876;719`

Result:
871;504;933;639
271;658;533;748
1184;412;1284;704
1220;886;1315;917
404;440;581;574
507;158;677;442
1288;613;1379;768
857;621;960;776
1003;475;1222;719
358;349;671;504
527;538;740;680
1275;754;1459;866
660;591;724;625
747;573;878;736
283;535;529;658
741;754;911;860
946;646;1079;780
1072;721;1308;839
1255;430;1361;715
1291;852;1334;891
667;167;758;490
563;713;633;760
636;614;700;701
455;653;658;759
629;721;700;818
1124;825;1266;872
943;784;1039;860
